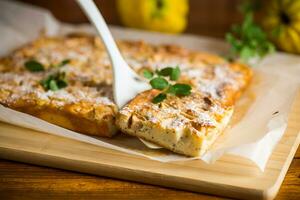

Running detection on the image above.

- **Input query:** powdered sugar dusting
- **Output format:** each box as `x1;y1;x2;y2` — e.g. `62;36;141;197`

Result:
1;36;245;127
0;72;114;107
195;112;217;127
121;90;228;134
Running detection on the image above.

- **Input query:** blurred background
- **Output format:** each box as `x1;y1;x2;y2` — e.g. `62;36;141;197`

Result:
17;0;242;38
16;0;300;56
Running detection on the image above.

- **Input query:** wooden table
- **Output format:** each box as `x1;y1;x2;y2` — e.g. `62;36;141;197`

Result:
0;147;299;199
1;1;299;199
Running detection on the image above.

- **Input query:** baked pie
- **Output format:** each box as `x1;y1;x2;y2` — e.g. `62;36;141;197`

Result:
0;34;252;156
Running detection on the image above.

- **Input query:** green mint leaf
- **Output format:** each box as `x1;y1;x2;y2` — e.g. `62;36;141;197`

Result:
150;77;169;90
166;85;176;94
143;70;153;79
170;83;192;96
40;72;68;91
240;46;255;61
56;79;68;89
156;66;180;81
25;60;44;72
157;67;173;76
225;3;275;64
57;59;70;67
49;80;59;91
152;93;167;104
149;65;192;103
170;66;180;81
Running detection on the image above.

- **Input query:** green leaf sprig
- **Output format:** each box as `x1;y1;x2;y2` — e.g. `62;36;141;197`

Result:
143;66;192;104
24;59;70;72
225;0;275;63
25;60;45;72
24;59;70;91
55;59;70;68
40;71;68;91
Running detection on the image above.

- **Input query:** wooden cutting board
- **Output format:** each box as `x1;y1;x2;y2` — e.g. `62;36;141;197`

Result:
0;92;299;200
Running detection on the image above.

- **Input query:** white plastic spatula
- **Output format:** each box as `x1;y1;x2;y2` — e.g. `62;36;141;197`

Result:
76;0;160;149
76;0;150;108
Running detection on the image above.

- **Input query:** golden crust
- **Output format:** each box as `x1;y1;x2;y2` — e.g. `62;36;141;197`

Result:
116;90;234;157
0;72;117;137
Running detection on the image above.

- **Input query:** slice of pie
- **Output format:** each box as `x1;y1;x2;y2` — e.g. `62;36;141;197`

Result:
116;89;234;156
115;42;252;156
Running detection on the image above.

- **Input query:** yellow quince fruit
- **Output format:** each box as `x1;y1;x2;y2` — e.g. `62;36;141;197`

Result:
116;0;189;33
261;0;300;54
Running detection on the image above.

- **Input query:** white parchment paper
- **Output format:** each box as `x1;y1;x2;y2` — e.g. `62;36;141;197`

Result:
1;0;300;170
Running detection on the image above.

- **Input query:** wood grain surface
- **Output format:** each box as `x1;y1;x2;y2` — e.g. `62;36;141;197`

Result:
1;1;299;199
0;91;299;200
0;147;299;200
